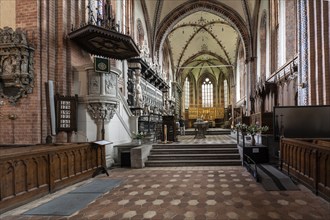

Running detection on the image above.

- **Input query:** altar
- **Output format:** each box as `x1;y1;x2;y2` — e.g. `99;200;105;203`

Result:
193;121;209;139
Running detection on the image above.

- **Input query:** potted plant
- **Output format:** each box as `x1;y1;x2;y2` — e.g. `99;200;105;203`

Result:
235;123;268;146
132;131;144;145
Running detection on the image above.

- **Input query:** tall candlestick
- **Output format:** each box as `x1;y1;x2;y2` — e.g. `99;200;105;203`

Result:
164;125;167;144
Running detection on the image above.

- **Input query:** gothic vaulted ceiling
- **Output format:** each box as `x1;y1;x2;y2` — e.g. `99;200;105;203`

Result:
141;0;257;84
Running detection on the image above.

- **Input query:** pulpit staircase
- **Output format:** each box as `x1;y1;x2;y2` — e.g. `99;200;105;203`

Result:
145;143;241;167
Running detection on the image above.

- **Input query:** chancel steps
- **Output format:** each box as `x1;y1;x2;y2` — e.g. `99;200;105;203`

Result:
185;128;231;136
145;143;241;167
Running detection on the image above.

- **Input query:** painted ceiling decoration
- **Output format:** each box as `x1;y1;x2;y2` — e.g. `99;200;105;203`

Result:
141;0;256;85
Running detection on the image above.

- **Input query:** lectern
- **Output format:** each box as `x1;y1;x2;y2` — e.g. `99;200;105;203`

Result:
92;140;112;177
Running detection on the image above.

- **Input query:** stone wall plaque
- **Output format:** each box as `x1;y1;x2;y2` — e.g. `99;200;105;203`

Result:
94;57;109;73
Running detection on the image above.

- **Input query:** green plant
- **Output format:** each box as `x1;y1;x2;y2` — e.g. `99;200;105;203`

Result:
132;131;144;139
246;124;269;136
235;123;268;136
235;123;247;132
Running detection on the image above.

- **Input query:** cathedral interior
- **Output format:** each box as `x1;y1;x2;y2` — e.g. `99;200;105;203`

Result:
0;0;329;219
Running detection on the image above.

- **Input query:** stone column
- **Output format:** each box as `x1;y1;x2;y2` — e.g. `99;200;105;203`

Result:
245;57;256;115
297;0;308;105
87;102;117;140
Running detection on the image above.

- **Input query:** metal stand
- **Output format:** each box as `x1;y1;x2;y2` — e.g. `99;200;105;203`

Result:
101;117;105;140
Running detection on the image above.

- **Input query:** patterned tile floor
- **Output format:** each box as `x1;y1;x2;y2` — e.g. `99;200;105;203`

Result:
2;167;329;220
1;135;329;220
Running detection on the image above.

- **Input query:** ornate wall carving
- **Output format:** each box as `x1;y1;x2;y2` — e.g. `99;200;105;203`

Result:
135;70;144;109
104;72;117;96
0;27;34;105
127;69;135;106
89;74;100;95
87;102;117;122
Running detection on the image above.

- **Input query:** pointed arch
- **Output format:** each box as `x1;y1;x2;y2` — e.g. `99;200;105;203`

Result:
197;72;217;107
155;0;251;61
176;51;232;82
184;71;197;107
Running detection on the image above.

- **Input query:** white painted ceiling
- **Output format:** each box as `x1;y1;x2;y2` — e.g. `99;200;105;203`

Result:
168;11;238;82
142;0;256;83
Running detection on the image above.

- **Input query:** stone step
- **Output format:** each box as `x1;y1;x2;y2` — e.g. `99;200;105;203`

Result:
145;140;241;167
208;131;231;135
184;130;231;136
152;143;237;149
150;148;239;154
145;160;242;167
148;154;241;161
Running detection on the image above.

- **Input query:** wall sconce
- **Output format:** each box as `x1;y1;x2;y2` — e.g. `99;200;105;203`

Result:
8;114;18;120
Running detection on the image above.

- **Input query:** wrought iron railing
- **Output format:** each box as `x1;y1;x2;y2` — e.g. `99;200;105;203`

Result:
243;154;259;182
267;56;298;83
71;0;129;35
87;0;118;30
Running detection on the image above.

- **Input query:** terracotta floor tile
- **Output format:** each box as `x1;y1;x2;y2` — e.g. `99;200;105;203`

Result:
1;160;329;220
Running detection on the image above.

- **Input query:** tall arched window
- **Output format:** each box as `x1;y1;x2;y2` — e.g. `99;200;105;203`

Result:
184;77;190;109
224;79;228;107
260;11;267;81
202;78;213;107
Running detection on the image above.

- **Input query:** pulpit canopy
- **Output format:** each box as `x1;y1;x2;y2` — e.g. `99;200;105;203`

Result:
68;24;140;60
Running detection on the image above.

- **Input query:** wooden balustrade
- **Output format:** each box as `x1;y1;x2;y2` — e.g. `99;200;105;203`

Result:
280;138;330;201
0;143;104;213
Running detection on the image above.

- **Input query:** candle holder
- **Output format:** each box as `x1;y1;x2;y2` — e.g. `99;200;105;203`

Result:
163;125;167;144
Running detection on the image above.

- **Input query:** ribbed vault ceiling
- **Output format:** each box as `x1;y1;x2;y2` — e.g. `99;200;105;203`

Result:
142;0;256;84
168;11;239;82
